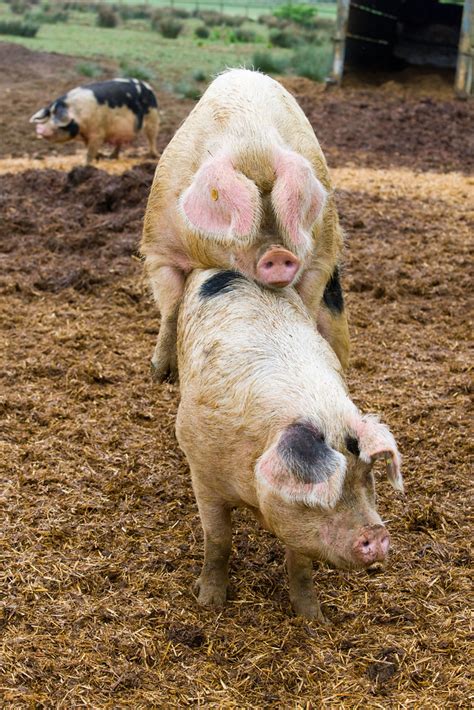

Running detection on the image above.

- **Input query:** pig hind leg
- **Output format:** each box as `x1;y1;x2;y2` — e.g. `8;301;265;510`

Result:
110;144;121;159
286;548;326;622
143;110;159;158
193;486;232;608
317;305;350;371
297;264;350;371
149;264;185;382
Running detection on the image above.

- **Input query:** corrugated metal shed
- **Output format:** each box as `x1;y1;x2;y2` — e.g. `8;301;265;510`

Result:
331;0;473;96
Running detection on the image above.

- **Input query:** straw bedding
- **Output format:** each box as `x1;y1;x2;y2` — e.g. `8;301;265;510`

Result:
1;62;473;707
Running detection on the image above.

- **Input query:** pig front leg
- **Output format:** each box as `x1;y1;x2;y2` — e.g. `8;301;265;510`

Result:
85;133;105;165
149;264;186;382
194;493;232;608
143;110;159;158
286;548;326;621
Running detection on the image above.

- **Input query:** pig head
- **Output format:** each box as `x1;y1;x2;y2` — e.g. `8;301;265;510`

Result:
256;416;402;570
30;99;75;143
179;146;327;287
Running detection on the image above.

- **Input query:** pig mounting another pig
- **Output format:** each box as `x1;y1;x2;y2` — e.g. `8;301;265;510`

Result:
30;78;159;164
141;68;349;382
176;269;403;621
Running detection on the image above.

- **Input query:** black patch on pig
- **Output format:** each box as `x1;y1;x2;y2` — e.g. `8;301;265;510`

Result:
345;435;360;457
85;79;158;131
278;420;340;484
60;119;80;139
200;270;246;299
323;266;344;313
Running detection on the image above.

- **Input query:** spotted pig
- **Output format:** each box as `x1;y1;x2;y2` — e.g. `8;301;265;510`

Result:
30;78;159;164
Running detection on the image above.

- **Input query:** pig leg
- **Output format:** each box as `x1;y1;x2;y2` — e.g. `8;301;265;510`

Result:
286;548;326;621
297;265;350;371
317;304;350;371
194;491;232;608
143;111;159;158
110;145;120;159
149;264;185;381
85;134;105;165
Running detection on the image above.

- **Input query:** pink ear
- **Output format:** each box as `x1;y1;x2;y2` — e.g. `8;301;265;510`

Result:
271;148;327;253
256;440;346;510
353;415;403;492
180;153;261;242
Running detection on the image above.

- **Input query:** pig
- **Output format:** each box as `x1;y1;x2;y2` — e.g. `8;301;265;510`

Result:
175;269;403;620
30;78;159;165
141;68;349;383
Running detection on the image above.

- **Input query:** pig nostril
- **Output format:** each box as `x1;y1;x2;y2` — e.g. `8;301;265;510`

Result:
362;539;370;549
265;261;273;269
285;260;293;267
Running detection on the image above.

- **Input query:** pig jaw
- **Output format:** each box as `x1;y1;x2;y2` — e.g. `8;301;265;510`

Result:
35;123;70;143
312;511;389;570
260;492;389;570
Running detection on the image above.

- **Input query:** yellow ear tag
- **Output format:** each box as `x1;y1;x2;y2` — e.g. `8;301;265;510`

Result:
210;188;219;201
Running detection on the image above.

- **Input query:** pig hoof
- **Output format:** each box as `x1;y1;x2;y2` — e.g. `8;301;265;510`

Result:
291;600;327;622
195;580;227;608
150;360;178;383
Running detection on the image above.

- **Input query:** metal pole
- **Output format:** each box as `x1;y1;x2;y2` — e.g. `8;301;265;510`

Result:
330;0;351;85
455;0;473;98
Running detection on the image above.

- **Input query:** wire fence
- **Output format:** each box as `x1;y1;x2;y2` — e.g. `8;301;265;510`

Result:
99;0;338;19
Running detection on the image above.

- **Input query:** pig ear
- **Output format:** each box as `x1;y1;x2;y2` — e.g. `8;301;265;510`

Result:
256;421;346;509
30;107;50;124
271;148;327;254
352;415;403;493
179;153;261;244
52;102;71;127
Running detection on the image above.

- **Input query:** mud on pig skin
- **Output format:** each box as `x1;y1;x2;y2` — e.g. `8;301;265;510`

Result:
141;68;349;383
175;269;403;621
30;78;160;165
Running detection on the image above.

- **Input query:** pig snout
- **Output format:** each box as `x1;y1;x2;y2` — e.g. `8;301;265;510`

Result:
35;123;54;139
352;525;390;566
256;246;300;287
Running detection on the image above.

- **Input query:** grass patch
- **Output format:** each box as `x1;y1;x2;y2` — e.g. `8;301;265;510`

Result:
252;50;289;75
0;18;38;35
174;79;201;100
119;60;154;82
76;60;103;78
290;43;332;81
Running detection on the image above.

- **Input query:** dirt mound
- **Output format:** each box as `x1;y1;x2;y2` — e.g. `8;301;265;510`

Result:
0;162;155;296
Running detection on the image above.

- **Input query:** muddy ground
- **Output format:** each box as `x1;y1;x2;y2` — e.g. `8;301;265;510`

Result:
1;42;473;707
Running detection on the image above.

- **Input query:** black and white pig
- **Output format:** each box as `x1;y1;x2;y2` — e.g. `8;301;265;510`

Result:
30;78;159;164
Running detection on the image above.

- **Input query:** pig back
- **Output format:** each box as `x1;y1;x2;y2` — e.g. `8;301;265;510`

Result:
176;269;351;469
142;69;334;256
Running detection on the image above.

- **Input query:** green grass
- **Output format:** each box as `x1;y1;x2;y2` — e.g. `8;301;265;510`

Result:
0;7;287;82
0;2;335;85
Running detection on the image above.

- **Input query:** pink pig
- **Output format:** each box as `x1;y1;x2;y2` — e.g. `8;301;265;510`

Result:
141;68;349;381
176;269;403;620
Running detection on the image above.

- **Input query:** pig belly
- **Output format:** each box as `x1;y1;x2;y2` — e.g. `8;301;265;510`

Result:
104;114;137;145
